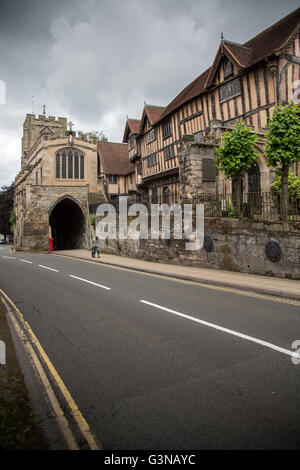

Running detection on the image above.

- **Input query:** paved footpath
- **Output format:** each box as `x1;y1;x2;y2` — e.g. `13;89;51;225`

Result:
55;249;300;301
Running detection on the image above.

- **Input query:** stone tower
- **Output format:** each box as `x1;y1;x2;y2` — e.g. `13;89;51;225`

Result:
21;114;67;168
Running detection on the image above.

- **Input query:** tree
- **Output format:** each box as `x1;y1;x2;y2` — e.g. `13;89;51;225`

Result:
265;104;300;220
216;122;259;215
271;170;300;202
9;209;16;234
78;130;108;142
0;183;14;237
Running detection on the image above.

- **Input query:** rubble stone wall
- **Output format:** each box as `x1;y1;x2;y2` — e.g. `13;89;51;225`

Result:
97;217;300;279
14;185;89;252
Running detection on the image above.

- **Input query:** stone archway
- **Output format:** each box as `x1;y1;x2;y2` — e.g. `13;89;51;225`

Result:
49;197;85;250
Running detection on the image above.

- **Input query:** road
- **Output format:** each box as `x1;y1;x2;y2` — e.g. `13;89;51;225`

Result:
0;243;300;450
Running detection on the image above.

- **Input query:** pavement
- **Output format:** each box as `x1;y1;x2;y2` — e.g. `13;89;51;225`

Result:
54;249;300;301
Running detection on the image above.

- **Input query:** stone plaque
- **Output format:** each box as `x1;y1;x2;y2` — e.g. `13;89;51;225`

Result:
204;235;214;252
265;241;282;263
202;158;216;182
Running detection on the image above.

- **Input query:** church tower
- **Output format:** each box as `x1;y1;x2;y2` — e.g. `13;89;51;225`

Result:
21;113;67;168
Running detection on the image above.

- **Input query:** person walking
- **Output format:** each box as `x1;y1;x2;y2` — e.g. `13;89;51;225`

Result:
94;236;100;258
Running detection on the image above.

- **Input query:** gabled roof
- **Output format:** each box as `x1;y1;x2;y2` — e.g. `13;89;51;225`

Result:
223;41;253;67
205;41;253;88
122;118;141;143
159;67;211;121
159;7;300;121
97;141;134;175
139;104;165;133
244;6;300;64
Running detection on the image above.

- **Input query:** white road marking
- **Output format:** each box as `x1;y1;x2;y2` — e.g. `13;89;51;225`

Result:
38;264;59;272
20;259;33;264
3;256;16;259
69;275;111;290
140;300;300;360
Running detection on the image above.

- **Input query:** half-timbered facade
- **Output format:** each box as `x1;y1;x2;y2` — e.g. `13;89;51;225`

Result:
97;141;136;204
127;8;300;203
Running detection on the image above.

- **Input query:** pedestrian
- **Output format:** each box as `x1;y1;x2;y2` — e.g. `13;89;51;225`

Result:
94;236;100;258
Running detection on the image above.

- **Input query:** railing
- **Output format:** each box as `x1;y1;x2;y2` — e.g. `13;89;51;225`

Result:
189;192;300;221
89;191;300;221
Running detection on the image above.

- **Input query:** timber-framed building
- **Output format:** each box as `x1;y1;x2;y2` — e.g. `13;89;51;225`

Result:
123;8;300;204
13;8;300;252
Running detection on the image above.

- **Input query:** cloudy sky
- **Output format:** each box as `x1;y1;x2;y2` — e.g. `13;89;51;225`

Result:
0;0;299;187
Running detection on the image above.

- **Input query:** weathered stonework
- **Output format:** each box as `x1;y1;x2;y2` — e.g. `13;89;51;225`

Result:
179;135;217;200
97;218;300;280
15;185;89;252
14;114;106;252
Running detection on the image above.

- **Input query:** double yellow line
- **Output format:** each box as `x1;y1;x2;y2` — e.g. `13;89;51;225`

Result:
0;288;101;451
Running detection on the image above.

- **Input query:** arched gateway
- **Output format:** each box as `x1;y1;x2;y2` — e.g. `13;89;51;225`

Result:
49;196;85;250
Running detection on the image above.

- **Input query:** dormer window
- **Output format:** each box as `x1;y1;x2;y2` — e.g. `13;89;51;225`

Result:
224;59;233;78
129;135;135;150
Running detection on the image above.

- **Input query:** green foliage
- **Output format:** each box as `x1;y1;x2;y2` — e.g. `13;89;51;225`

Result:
265;104;300;168
225;202;238;218
88;215;95;227
271;170;300;201
0;184;14;236
216;122;259;178
79;130;108;142
9;209;15;234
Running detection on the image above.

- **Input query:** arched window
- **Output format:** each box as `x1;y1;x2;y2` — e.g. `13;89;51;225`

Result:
224;59;233;78
247;164;261;193
56;153;60;178
55;148;85;180
74;151;79;179
68;150;73;178
80;154;84;179
61;150;66;178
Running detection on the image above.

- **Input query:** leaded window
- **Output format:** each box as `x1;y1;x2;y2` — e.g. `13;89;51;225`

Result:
74;151;79;179
61;150;66;178
220;77;241;101
146;128;155;144
129;135;135;150
56;153;60;178
68;150;73;178
108;175;118;184
147;153;157;167
224;59;233;78
164;144;174;160
162;120;172;139
80;154;84;179
55;148;84;180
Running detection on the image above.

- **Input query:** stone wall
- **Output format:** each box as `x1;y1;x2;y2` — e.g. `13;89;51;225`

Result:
97;217;300;279
179;135;217;199
15;184;89;252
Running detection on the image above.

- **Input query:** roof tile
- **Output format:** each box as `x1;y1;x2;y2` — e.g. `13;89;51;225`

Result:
98;141;134;175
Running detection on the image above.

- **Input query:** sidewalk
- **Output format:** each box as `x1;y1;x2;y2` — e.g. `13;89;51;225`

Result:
54;249;300;301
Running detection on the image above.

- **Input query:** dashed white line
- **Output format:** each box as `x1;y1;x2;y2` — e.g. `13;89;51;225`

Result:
3;256;16;259
140;300;300;360
20;259;33;264
69;275;111;290
38;264;59;272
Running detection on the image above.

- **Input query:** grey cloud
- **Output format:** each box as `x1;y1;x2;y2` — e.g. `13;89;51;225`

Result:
0;0;299;186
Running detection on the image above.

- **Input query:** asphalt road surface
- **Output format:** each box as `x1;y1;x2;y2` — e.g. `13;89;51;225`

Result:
0;244;300;450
